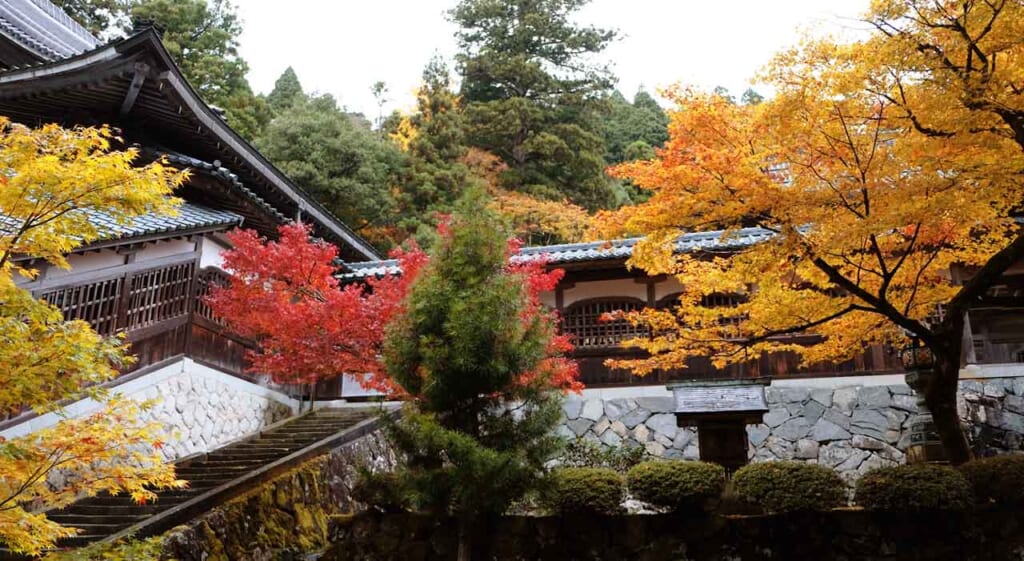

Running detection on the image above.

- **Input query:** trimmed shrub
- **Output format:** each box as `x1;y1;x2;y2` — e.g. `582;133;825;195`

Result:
545;467;625;514
959;454;1024;507
351;470;409;513
855;464;973;511
732;461;846;513
627;460;726;512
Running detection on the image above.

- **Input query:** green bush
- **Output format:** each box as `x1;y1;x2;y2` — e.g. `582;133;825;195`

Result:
351;470;409;513
561;438;645;473
732;461;846;513
855;464;973;511
545;467;625;514
627;460;726;512
959;454;1024;507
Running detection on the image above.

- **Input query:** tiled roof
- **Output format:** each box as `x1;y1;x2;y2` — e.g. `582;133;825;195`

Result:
86;202;242;244
338;227;776;280
511;227;775;265
0;0;97;61
158;150;289;223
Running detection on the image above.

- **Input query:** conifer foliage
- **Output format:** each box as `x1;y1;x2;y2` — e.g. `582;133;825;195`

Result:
379;189;579;554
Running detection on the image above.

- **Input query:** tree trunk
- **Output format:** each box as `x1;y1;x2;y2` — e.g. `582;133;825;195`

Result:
457;516;472;561
923;354;973;465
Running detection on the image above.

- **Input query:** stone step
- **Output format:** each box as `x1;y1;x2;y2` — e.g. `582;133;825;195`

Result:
53;504;166;516
46;513;150;526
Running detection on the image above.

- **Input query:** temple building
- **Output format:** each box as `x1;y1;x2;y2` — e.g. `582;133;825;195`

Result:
0;5;379;456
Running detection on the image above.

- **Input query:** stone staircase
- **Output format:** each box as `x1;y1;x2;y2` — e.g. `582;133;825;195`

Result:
46;407;376;549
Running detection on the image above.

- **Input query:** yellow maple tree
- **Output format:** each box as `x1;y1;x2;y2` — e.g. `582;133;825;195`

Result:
594;0;1024;464
0;118;188;555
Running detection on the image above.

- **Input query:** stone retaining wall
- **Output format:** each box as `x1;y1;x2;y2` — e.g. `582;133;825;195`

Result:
558;376;1024;480
137;366;294;462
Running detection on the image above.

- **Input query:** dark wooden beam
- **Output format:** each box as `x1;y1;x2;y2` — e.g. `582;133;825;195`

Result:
118;62;149;117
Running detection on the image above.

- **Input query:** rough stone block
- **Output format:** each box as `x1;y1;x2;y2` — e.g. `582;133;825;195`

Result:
682;444;700;460
1005;395;1024;415
635;396;674;413
644;441;666;457
610;420;629;437
858;386;892;409
580;399;604;421
763;408;790;428
795;439;819;459
592;417;611;436
604;399;637;421
818;442;854;468
832;387;858;414
851;409;889;440
889;384;913;395
802;400;826;425
766;436;794;459
779;387;810;404
823;408;852;430
775;417;811;441
621;408;652;429
562;398;583;420
851;434;884;450
810;389;834;408
600;429;622;447
632;424;651;443
673;429;693;450
747;424;770;447
985;383;1007;398
810;418;851;442
646;413;678;439
567;418;592;437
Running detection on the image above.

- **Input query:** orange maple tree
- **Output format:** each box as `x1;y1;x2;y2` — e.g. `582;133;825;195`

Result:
595;0;1024;464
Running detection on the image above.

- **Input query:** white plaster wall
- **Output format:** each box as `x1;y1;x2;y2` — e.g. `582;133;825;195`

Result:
47;250;125;279
0;358;299;462
135;239;196;262
562;278;647;307
200;235;229;269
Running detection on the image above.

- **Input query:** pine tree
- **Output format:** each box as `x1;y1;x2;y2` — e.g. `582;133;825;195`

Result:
380;187;576;559
450;0;617;210
266;66;305;113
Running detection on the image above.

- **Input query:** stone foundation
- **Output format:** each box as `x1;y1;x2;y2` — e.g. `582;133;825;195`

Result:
558;376;1024;480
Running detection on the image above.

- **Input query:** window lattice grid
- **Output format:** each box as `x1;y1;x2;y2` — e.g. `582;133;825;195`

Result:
194;267;229;323
563;299;649;349
40;277;124;336
125;261;196;331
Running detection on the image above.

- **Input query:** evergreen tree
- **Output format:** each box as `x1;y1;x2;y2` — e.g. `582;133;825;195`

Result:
450;0;617;210
602;88;669;165
393;57;474;242
254;94;404;246
51;0;128;37
266;66;304;113
380;188;575;558
130;0;268;139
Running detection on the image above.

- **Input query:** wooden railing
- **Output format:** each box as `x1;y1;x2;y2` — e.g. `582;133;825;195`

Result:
37;258;197;338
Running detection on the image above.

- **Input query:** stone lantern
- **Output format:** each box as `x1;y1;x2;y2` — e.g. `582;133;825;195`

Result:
669;379;768;472
899;342;947;463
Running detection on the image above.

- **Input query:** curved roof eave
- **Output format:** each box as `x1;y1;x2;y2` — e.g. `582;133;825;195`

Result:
0;28;382;262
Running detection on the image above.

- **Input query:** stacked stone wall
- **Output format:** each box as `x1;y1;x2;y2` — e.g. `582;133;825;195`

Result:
135;365;294;462
558;376;1024;480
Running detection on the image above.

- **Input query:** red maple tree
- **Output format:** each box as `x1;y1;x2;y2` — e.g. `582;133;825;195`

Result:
205;222;426;394
207;222;580;396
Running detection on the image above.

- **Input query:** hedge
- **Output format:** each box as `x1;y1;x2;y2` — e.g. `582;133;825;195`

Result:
959;455;1024;507
627;460;725;512
732;461;846;513
545;467;625;514
855;464;973;511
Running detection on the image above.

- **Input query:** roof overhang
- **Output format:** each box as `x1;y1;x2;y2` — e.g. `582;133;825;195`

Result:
0;28;380;262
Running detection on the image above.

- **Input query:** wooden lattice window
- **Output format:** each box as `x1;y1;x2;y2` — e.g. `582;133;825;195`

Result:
563;298;649;349
40;277;124;336
194;267;230;323
658;292;746;334
125;261;196;331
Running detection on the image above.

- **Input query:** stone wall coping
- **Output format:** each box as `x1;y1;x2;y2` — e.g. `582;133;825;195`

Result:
0;357;299;440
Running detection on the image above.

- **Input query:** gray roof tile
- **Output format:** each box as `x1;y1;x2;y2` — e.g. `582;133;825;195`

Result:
0;0;97;61
339;227;776;280
85;202;242;243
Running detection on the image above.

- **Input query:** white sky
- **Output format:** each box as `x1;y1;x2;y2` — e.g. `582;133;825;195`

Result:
236;0;872;118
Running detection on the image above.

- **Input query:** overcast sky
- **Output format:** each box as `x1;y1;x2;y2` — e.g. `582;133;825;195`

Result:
235;0;872;118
